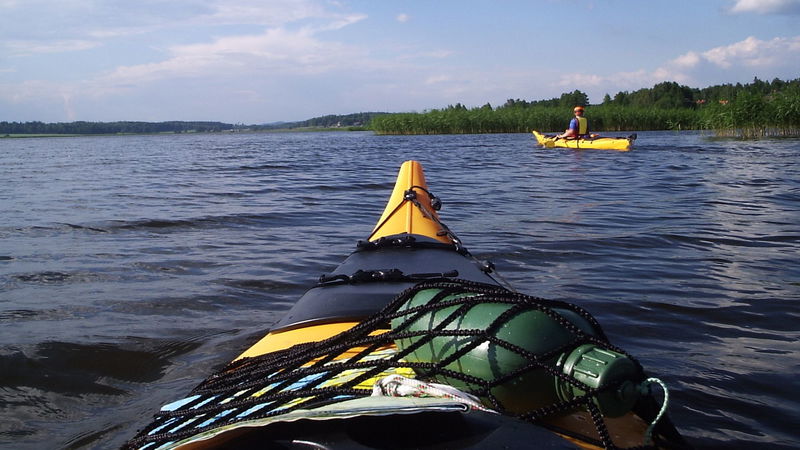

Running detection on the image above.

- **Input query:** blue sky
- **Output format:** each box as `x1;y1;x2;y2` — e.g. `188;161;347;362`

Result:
1;0;799;123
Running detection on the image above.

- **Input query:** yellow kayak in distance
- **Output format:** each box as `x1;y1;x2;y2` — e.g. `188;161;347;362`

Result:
532;130;637;151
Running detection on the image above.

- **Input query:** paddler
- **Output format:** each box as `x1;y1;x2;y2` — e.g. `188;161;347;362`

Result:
556;106;598;139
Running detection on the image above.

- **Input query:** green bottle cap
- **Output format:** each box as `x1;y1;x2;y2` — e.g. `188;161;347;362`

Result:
557;344;640;417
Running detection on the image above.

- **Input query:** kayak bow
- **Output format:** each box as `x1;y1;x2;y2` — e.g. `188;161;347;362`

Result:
125;160;689;450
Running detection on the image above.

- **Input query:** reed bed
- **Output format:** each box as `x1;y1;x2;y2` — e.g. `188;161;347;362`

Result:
370;106;704;135
699;89;800;138
370;89;800;138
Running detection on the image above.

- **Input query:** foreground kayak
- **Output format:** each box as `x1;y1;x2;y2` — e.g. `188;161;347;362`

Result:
126;161;689;449
532;130;637;151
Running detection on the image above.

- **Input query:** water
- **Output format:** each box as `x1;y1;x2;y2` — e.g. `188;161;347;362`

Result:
1;131;798;449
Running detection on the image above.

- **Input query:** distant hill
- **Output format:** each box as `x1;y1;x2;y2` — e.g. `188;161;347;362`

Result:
250;112;389;131
1;113;389;136
0;120;235;135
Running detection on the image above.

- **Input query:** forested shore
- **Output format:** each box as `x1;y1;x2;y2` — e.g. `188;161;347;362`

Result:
0;121;236;136
0;113;382;137
370;78;800;137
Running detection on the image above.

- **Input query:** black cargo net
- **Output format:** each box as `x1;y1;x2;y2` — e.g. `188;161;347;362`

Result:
125;279;681;450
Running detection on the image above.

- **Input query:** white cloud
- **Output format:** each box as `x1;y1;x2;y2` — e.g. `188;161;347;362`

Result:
557;73;604;88
201;0;328;25
397;13;410;23
0;0;358;56
424;75;451;85
701;35;800;68
554;35;800;101
672;51;701;68
0;1;378;122
0;79;67;104
394;49;453;62
729;0;800;14
4;39;99;55
97;21;370;92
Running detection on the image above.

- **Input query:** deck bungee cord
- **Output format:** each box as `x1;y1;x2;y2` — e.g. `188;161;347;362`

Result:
642;378;670;447
125;280;681;450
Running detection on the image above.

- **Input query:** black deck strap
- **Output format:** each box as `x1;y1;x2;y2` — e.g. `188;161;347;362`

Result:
403;186;467;254
356;234;469;256
406;185;441;211
357;234;418;250
317;268;459;287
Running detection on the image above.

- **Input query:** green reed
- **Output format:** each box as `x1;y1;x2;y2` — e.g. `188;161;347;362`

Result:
369;89;800;137
699;88;800;138
369;106;704;135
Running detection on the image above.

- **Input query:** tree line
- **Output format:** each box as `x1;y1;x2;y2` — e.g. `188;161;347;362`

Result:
370;77;800;137
1;120;235;136
0;113;390;136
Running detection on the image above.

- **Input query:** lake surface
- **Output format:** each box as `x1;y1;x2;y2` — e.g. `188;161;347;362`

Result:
1;131;798;449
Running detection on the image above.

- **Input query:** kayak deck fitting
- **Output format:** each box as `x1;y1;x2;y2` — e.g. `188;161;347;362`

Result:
532;130;637;151
125;161;689;450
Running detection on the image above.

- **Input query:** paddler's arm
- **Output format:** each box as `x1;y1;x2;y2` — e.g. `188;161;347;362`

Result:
557;118;579;139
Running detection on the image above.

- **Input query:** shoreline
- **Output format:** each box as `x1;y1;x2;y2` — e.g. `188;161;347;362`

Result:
1;127;369;139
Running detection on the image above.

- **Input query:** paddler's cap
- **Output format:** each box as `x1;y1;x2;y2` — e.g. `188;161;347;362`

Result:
574;106;585;112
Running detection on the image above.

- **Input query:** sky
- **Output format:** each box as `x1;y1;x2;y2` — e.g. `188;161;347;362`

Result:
1;0;799;124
